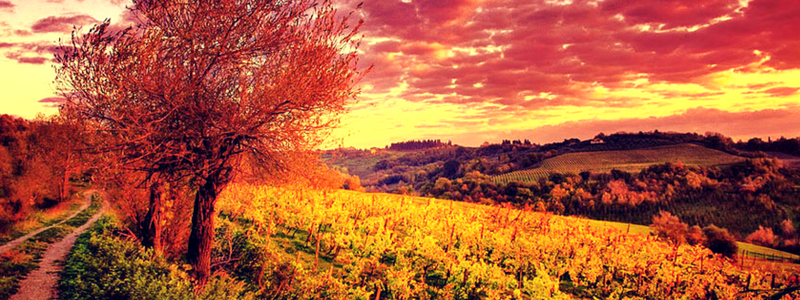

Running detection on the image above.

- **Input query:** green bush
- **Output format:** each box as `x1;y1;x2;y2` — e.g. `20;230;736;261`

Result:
59;215;253;300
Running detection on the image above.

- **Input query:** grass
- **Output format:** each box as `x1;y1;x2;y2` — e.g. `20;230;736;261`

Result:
578;218;653;235
62;196;102;228
0;193;102;300
0;195;86;246
739;243;800;261
494;143;745;184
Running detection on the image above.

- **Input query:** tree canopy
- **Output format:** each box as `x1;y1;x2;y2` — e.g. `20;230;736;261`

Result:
56;0;367;285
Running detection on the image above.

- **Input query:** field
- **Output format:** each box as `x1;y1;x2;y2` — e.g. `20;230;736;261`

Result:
494;143;745;184
209;186;800;299
322;151;404;179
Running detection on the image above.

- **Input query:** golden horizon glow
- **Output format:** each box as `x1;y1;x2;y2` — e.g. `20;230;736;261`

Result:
2;0;800;149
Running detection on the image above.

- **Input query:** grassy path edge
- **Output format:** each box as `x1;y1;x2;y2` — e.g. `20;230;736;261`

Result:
0;192;93;254
0;191;103;300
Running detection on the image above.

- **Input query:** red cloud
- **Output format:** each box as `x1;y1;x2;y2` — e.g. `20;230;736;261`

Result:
602;0;739;30
0;0;13;11
38;97;65;103
31;15;98;33
38;97;66;108
763;87;800;97
354;0;800;109
1;41;61;64
15;56;49;64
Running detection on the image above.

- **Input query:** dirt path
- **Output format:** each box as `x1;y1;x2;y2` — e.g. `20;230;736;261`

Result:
0;191;94;255
8;192;105;300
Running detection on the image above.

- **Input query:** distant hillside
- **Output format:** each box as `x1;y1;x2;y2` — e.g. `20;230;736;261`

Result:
766;152;800;169
324;132;800;255
493;143;745;184
323;131;798;192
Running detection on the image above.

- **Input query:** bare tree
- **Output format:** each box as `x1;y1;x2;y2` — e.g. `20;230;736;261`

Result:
56;0;366;285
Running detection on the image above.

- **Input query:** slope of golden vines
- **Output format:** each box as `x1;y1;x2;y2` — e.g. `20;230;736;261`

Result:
218;185;800;299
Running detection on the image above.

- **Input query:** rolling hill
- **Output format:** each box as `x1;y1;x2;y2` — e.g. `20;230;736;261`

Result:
493;143;745;184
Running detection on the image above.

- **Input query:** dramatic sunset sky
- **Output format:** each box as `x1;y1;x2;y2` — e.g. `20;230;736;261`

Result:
1;0;799;148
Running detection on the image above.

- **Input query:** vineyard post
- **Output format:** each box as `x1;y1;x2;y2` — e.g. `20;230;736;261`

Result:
315;232;321;269
674;272;679;288
746;273;751;290
448;223;456;251
306;222;315;245
740;250;744;269
771;273;776;289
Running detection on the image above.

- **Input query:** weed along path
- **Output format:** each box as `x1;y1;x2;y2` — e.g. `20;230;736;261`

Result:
0;192;92;255
8;191;105;300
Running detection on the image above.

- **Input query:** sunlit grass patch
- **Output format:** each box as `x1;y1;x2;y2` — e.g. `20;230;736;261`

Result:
0;193;86;246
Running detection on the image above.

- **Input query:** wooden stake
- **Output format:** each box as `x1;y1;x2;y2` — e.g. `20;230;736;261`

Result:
315;233;321;269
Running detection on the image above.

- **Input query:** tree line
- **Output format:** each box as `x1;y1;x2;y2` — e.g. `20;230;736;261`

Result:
388;139;452;151
0;115;85;233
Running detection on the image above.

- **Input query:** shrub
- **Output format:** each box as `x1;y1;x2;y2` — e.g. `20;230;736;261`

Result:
651;211;688;245
686;225;706;246
702;225;738;258
59;215;253;300
342;175;363;192
781;219;795;237
745;225;778;247
0;206;16;235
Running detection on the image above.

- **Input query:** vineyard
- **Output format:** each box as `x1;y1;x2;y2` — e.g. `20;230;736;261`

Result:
494;144;745;184
583;219;800;262
212;186;799;299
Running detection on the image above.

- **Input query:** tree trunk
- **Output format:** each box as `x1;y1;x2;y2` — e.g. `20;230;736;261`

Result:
59;153;73;202
61;169;70;202
187;179;218;287
142;182;164;252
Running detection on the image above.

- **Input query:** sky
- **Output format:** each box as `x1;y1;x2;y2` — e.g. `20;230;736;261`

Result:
1;0;799;149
